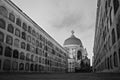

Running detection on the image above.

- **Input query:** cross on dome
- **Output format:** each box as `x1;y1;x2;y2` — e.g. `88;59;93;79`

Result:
71;30;74;35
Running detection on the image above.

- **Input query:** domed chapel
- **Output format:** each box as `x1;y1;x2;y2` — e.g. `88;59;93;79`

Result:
63;30;89;72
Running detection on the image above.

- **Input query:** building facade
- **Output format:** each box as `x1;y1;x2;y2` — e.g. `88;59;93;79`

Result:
0;0;68;73
63;31;90;72
93;0;120;72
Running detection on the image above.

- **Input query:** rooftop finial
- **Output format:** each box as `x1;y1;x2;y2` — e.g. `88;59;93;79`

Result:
71;30;74;35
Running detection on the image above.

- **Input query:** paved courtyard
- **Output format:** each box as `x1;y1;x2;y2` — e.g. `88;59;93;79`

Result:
0;73;120;80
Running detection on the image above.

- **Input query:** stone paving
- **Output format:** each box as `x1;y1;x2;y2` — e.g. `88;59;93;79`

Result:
0;73;120;80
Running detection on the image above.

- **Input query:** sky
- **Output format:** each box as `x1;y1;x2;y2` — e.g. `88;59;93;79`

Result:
11;0;97;65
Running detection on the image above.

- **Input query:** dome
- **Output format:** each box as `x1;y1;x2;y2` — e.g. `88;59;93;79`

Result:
64;31;82;46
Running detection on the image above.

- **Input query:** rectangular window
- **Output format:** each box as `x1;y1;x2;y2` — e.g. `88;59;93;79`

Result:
0;44;3;55
0;59;1;69
0;31;4;42
6;35;13;45
15;28;20;37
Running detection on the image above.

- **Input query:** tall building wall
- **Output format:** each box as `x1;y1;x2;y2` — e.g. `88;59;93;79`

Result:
93;0;120;72
0;0;68;73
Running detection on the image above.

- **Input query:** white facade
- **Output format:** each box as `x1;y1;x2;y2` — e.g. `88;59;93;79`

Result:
63;31;88;72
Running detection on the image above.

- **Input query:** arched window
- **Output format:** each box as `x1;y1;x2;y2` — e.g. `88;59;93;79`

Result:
26;53;30;61
6;35;13;45
35;64;38;71
22;22;27;31
0;43;3;55
3;59;11;71
21;42;26;49
77;51;82;60
26;43;30;51
113;0;119;14
32;38;35;45
20;52;25;60
28;26;32;33
7;24;14;34
27;35;31;42
15;28;20;37
9;13;15;22
14;38;19;47
112;29;116;45
113;52;118;67
35;56;38;62
13;49;19;59
0;6;8;17
107;57;110;70
16;18;21;27
0;18;6;29
39;57;41;63
19;63;24;71
12;61;18;71
21;32;26;40
30;64;34;71
0;31;4;42
119;49;120;63
25;63;29;71
4;46;12;57
116;15;120;40
0;59;1;69
31;55;34;62
110;55;113;69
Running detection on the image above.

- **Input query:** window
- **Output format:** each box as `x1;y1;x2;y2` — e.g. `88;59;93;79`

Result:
36;48;38;54
32;38;35;45
22;23;27;31
21;42;26;49
0;6;8;17
39;57;41;63
25;63;29;71
110;55;113;69
35;64;38;71
0;59;1;69
116;15;120;39
19;63;24;71
113;0;119;14
20;52;25;60
28;26;32;33
9;13;15;22
30;64;34;71
0;18;6;29
36;40;39;47
26;43;30;51
21;32;26;40
31;46;35;53
0;31;4;42
3;59;11;71
112;29;116;45
107;57;110;70
16;18;21;27
15;28;20;37
6;35;13;45
26;53;30;61
12;61;18;71
14;38;19;47
27;35;31;42
113;52;118;67
32;29;35;36
31;55;34;62
0;43;3;55
4;46;12;57
35;56;38;62
13;49;19;59
7;24;14;34
119;49;120;64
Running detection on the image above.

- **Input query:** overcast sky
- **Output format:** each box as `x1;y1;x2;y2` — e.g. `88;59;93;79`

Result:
11;0;97;65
